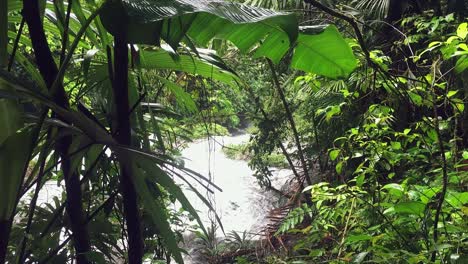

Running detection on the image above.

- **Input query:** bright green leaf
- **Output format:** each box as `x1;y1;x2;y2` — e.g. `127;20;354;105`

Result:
329;149;340;161
292;25;357;78
336;161;343;174
346;234;372;244
457;22;467;39
447;90;458;98
462;151;468;160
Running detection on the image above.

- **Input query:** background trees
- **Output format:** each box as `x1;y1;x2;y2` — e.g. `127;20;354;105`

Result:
0;0;355;263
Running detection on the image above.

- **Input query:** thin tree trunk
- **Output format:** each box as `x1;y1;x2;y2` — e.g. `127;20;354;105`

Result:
267;59;312;186
387;0;405;23
22;2;91;263
430;0;442;15
113;34;144;264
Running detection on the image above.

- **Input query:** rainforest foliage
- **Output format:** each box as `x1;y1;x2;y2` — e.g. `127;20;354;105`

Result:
0;0;467;263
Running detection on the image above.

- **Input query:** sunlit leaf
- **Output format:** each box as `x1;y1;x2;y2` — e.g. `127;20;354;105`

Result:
457;22;467;39
291;26;357;78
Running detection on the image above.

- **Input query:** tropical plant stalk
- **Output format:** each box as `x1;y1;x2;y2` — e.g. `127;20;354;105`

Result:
429;61;448;262
267;59;312;186
112;33;144;263
21;2;91;263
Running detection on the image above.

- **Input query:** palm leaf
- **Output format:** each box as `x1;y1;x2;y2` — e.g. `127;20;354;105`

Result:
353;0;390;19
131;162;185;263
100;1;357;78
137;157;208;236
139;49;239;86
153;76;198;113
100;0;298;63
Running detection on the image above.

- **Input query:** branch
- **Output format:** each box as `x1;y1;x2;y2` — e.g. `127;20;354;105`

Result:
267;59;312;186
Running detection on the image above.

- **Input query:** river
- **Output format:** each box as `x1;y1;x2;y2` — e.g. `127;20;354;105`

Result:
28;133;291;262
180;134;290;235
178;133;290;263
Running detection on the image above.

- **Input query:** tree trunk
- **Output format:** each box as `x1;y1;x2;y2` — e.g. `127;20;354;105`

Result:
22;2;91;263
113;34;144;264
0;220;9;263
447;0;467;18
430;0;442;15
387;0;405;23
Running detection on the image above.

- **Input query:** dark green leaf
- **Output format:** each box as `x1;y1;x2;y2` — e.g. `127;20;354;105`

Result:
0;129;32;220
100;0;298;62
394;201;425;216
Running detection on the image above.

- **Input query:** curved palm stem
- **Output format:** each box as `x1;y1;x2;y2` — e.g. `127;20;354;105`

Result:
21;1;92;263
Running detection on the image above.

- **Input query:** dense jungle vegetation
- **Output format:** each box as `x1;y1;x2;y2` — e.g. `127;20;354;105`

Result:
1;0;467;263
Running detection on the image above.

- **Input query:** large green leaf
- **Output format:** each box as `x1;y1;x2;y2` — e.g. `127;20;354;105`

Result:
0;129;32;220
130;160;184;263
100;0;298;63
0;83;29;220
0;98;21;145
291;25;358;79
139;49;239;86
